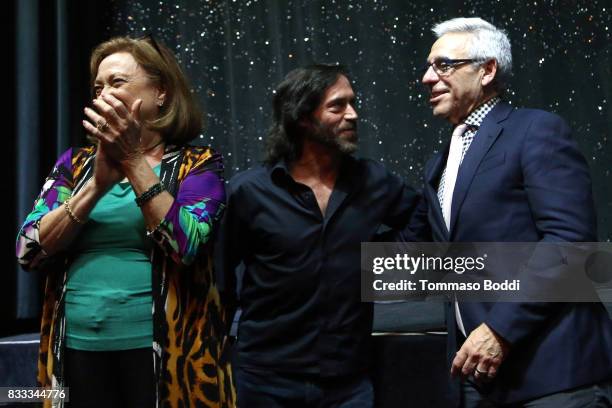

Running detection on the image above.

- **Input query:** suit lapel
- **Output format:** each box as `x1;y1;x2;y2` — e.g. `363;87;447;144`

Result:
448;103;513;236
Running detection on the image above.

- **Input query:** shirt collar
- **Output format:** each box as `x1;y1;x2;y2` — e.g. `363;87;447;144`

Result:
269;155;357;187
270;160;292;185
464;96;501;128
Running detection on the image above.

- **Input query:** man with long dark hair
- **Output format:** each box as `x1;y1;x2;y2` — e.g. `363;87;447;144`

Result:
217;64;420;407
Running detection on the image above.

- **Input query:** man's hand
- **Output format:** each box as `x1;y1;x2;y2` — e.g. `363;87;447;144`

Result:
451;323;510;382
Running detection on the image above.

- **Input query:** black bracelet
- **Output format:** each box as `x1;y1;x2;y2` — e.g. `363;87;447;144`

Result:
135;182;164;207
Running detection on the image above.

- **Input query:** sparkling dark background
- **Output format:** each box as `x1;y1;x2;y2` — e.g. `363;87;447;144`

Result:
105;0;611;239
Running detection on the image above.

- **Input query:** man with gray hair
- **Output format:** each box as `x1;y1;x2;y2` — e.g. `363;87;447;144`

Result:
412;17;612;406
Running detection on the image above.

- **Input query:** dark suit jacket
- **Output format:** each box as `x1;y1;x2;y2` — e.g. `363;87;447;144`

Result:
412;102;612;403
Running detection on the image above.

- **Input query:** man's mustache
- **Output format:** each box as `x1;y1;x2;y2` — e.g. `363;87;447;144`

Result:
339;123;357;131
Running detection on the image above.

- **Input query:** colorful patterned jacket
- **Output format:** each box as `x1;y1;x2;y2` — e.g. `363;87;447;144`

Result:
16;144;236;408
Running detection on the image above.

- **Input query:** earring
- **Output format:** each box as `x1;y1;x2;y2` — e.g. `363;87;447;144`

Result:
157;100;164;107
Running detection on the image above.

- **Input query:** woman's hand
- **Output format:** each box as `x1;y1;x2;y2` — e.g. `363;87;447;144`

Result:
92;142;124;191
82;88;144;167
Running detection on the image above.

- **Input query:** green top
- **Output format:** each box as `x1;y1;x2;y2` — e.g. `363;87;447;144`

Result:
65;166;160;351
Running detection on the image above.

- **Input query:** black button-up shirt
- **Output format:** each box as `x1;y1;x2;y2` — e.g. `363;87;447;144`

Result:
217;156;419;376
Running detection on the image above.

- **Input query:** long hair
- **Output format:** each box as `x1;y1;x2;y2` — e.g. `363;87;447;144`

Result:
264;64;349;165
90;36;203;145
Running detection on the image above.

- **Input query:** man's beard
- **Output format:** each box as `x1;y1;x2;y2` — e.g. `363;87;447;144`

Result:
308;121;358;155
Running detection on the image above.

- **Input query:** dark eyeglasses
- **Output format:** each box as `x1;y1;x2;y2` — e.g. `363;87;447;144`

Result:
421;58;482;77
141;33;167;63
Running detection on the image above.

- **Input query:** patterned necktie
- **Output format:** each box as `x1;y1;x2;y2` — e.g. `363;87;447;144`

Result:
440;123;468;231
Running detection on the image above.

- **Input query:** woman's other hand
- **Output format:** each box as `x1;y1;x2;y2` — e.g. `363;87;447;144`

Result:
92;142;124;191
83;88;144;167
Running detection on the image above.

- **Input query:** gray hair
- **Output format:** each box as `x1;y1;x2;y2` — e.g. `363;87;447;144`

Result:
433;17;512;92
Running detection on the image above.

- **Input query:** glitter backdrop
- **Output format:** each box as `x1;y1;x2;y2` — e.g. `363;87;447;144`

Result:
104;0;611;239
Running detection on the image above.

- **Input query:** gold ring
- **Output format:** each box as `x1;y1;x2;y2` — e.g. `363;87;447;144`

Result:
96;120;109;132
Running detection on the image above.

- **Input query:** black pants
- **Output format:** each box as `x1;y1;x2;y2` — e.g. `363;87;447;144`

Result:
235;366;374;408
64;347;154;408
461;377;612;408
